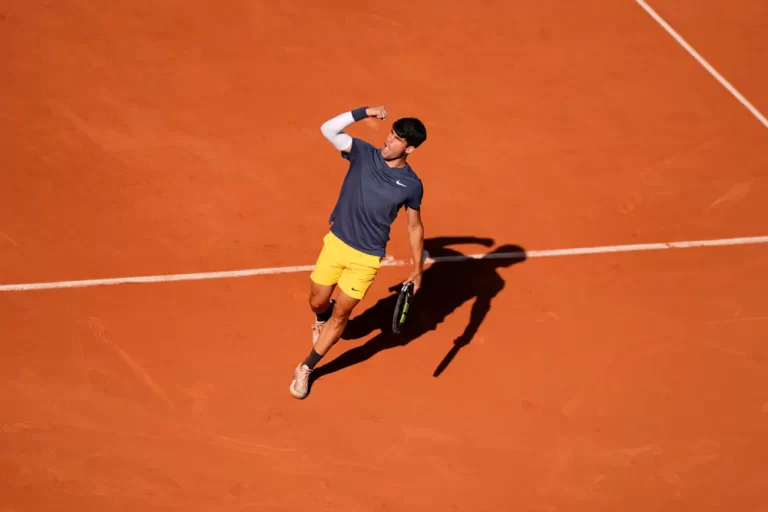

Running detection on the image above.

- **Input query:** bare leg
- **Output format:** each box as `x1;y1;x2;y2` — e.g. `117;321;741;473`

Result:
290;291;360;399
309;280;335;315
309;280;336;345
314;291;359;355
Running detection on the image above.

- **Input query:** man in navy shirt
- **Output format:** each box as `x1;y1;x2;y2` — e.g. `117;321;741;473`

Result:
290;106;427;399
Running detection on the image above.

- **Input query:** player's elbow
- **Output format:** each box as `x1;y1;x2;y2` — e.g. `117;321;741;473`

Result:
321;122;352;152
321;117;346;138
408;220;424;235
320;119;334;138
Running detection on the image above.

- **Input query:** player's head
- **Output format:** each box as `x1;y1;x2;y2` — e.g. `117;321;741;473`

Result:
381;117;427;161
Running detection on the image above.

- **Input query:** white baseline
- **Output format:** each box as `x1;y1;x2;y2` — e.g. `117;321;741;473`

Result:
2;235;767;292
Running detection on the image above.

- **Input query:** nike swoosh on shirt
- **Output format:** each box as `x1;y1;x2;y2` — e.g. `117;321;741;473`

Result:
396;180;407;187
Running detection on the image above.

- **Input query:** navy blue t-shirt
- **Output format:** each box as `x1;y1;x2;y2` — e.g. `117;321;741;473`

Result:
328;137;423;258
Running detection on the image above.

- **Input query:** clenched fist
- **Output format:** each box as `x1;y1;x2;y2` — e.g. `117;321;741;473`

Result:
365;106;388;120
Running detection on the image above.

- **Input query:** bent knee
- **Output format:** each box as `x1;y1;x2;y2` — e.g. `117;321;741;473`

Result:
329;307;352;326
309;286;334;312
309;294;329;312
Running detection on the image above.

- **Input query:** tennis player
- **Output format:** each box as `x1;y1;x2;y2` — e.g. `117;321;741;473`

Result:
290;105;427;399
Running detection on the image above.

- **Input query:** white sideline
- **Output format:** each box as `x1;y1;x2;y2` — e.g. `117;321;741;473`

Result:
635;0;768;129
2;235;767;292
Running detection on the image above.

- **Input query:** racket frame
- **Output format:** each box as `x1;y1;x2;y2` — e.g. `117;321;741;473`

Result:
392;281;415;334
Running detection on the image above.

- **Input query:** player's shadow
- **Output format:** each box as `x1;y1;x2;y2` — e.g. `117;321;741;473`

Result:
310;237;526;382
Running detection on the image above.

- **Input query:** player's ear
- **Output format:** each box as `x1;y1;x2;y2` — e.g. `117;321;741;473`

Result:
405;146;415;154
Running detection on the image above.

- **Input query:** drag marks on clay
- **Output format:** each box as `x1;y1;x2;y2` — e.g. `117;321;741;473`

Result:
699;313;768;367
87;316;175;410
704;316;768;325
0;231;18;246
182;380;216;416
639;135;726;177
0;421;31;433
520;393;723;501
537;436;721;501
212;435;296;454
322;459;384;472
706;179;761;211
560;338;656;420
535;310;561;323
401;425;460;444
699;339;768;371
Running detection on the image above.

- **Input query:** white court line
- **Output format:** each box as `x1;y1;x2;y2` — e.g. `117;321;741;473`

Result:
2;235;768;292
635;0;768;129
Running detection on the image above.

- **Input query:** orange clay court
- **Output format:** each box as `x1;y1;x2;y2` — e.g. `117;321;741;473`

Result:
2;0;768;510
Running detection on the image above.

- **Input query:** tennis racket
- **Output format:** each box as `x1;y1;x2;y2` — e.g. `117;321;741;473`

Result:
392;281;415;334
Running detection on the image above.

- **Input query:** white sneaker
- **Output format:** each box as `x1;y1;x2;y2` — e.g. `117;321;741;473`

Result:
289;364;312;399
312;299;335;345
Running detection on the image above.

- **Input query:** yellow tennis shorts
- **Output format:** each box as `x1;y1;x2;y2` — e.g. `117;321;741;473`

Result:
310;231;382;300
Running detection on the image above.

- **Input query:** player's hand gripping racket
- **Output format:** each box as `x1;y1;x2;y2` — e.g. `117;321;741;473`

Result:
392;281;415;334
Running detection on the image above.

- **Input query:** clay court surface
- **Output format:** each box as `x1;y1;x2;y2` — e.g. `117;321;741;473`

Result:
2;0;768;510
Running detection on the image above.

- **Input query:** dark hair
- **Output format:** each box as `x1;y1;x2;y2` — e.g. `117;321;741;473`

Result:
393;117;427;148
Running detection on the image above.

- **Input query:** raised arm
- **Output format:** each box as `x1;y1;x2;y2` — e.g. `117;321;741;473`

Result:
320;106;388;153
